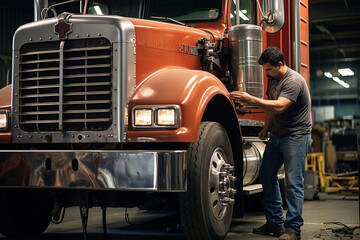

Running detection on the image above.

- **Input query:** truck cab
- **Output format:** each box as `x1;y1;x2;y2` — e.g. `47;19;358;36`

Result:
0;0;309;239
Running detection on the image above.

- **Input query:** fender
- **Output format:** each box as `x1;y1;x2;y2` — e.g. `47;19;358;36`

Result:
127;68;237;142
0;84;12;144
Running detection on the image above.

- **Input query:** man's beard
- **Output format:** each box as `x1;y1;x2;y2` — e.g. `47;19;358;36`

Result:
266;75;275;81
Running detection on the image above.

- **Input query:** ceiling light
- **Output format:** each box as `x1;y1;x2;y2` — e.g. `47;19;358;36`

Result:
316;25;331;34
338;68;354;76
333;76;340;82
332;77;350;88
94;5;104;15
239;11;249;21
324;72;333;78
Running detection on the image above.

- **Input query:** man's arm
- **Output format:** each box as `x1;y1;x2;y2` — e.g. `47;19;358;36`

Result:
229;91;292;114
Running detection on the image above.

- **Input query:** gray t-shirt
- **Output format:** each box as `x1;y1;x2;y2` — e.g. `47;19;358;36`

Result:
266;68;312;136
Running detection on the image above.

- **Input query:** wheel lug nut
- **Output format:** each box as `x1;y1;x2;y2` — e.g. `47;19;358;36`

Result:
229;176;237;181
230;188;238;194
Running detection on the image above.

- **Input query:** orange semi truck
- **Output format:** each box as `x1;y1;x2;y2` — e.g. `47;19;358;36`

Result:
0;0;309;239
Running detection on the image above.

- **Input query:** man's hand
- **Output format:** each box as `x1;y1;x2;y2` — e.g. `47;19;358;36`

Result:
229;91;253;104
230;91;293;114
258;128;268;140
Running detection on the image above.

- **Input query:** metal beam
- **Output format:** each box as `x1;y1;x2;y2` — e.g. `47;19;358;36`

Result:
310;15;360;23
310;31;360;41
310;42;360;52
310;57;360;64
311;94;358;100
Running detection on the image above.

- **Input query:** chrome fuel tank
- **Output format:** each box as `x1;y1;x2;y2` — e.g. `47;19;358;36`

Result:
242;140;265;185
242;139;285;186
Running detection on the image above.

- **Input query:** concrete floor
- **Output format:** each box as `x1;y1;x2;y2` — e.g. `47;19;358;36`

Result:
228;193;359;240
0;193;358;239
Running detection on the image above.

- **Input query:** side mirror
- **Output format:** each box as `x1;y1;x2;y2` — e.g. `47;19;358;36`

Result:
256;0;285;33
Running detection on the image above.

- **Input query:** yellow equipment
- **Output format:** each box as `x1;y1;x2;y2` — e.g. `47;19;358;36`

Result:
305;153;358;193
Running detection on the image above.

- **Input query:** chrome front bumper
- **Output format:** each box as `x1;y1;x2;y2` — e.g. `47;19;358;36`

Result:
0;150;186;192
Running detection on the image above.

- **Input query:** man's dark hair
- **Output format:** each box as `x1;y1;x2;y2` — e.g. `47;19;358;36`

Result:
257;47;285;66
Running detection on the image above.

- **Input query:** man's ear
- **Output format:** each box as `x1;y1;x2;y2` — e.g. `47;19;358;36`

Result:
277;61;283;67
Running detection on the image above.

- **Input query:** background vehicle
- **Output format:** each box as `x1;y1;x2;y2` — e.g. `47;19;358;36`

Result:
0;0;309;239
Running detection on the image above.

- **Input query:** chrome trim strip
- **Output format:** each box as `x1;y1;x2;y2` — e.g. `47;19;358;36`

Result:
20;111;59;115
20;93;60;98
20;119;59;124
20;84;60;89
20;66;60;73
63;118;110;123
59;41;65;131
292;0;301;73
0;150;187;192
20;102;59;107
20;119;113;124
63;91;111;96
63;73;111;78
242;136;268;142
243;183;263;195
64;46;112;52
64;64;111;70
62;100;111;105
238;119;264;127
64;55;110;61
20;49;60;56
64;82;111;87
63;109;110;114
20;76;60;81
20;58;60;64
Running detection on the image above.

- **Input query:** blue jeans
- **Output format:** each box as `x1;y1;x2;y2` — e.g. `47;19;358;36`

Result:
260;132;311;233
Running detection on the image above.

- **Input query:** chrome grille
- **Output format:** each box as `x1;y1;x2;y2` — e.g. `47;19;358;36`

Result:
19;38;112;132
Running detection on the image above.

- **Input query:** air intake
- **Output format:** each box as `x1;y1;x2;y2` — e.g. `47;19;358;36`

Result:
228;24;263;100
18;38;112;132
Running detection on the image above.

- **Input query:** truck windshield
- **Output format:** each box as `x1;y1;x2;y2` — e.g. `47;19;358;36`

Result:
146;0;222;22
47;0;222;22
87;0;143;18
87;0;222;22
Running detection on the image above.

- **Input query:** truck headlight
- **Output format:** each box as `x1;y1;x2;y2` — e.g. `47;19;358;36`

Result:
134;109;153;126
157;109;175;126
133;106;180;129
0;110;10;131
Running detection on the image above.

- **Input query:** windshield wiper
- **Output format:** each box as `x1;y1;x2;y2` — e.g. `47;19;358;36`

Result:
150;16;186;26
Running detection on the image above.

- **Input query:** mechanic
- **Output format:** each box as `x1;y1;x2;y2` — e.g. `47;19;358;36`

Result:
229;47;312;240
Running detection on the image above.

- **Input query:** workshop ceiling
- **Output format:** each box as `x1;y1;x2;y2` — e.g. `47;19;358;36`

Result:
309;0;360;77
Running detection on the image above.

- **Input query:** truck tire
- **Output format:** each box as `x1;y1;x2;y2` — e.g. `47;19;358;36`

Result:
0;189;53;237
179;121;235;240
